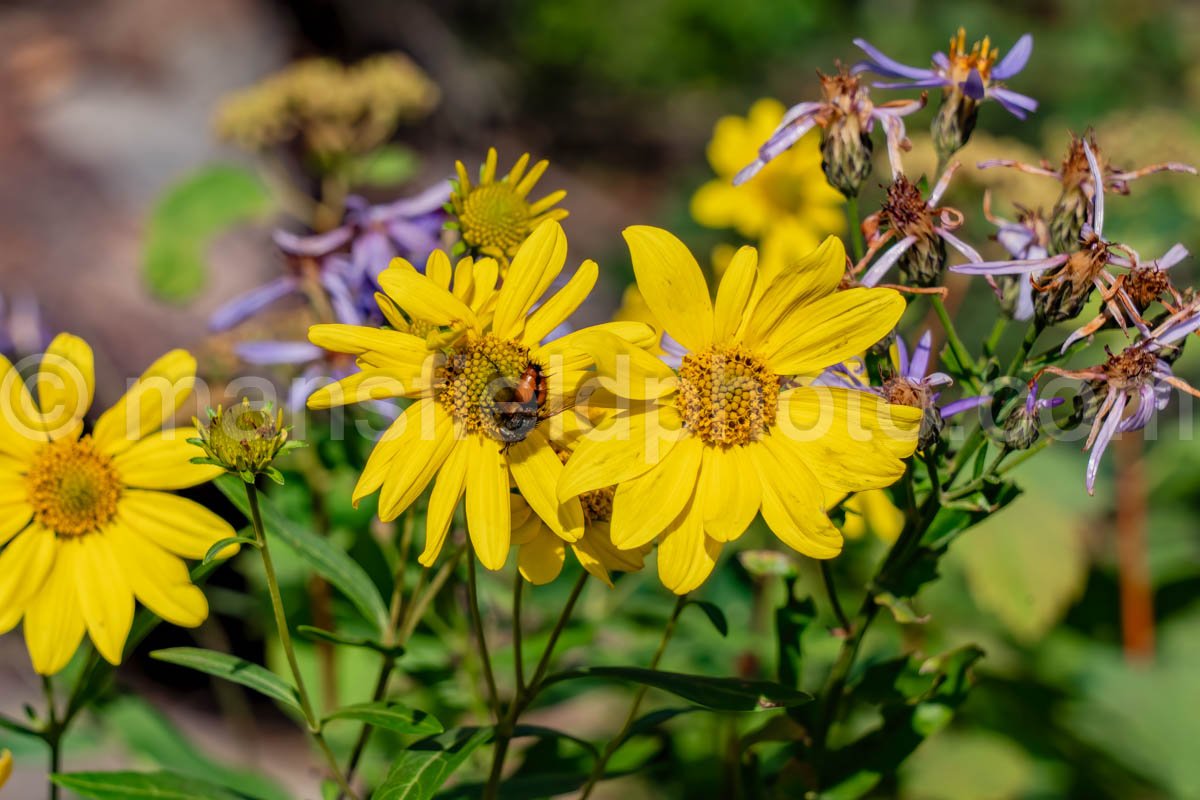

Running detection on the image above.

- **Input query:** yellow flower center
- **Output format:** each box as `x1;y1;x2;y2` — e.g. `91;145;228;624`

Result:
556;449;613;522
438;334;540;444
26;436;122;537
676;346;780;446
946;27;998;85
459;183;532;257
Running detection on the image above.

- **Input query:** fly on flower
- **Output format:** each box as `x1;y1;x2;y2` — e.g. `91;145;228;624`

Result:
1038;299;1200;494
733;66;925;196
854;29;1036;159
979;130;1197;253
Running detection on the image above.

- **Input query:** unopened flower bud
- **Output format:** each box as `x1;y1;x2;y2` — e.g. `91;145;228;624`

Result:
900;236;949;288
1003;403;1040;450
192;398;300;483
931;90;979;164
821;122;873;198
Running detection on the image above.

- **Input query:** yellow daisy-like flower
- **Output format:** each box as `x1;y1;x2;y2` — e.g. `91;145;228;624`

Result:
691;98;845;253
559;228;921;594
0;336;232;674
0;749;10;790
448;148;568;262
307;220;651;571
842;489;905;543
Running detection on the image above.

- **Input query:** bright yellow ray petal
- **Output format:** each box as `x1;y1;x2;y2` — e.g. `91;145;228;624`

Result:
109;522;207;627
24;539;85;675
377;268;480;331
376;402;457;521
762;288;905;375
610;436;703;550
700;445;760;542
465;436;510;570
522;260;598;346
779;387;919;492
113;428;222;489
493;220;568;341
518;528;566;585
421;440;469;567
307;325;431;372
425;249;453;291
513;158;549;199
656;496;722;594
93;350;197;456
508;430;584;542
117;491;236;560
741;236;847;344
712;246;758;344
751;438;843;559
565;330;678;400
307;369;422;410
37;333;94;441
0;354;43;460
570;520;646;588
558;404;682;500
623;226;713;351
0;524;58;636
536;321;657;373
0;482;33;548
75;531;134;665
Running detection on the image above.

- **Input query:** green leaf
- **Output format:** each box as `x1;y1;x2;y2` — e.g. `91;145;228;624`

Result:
216;475;390;636
150;648;301;712
143;165;272;303
684;599;728;637
324;701;443;736
51;770;245;800
203;536;258;564
297;625;405;658
545;667;812;711
348;145;419;187
375;727;492;800
775;579;816;690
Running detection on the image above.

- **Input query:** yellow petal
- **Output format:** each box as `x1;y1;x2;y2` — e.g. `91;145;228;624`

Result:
307;369;422;410
656;496;722;594
843;490;905;543
0;354;43;460
742;236;847;345
108;522;208;627
558;404;682;500
518;528;566;585
24;539;85;675
37;333;94;441
425;249;453;291
493;220;568;341
377;268;479;331
113;428;222;489
0;480;33;548
610;436;703;549
762;288;906;375
377;402;457;521
509;430;584;541
700;445;760;542
510;496;544;545
0;748;11;789
75;531;134;665
522;259;598;346
93;350;197;456
308;325;431;372
566;329;678;400
421;440;469;567
623;226;713;352
779;387;919;492
0;524;58;635
118;491;235;560
751;438;843;559
465;436;510;570
571;520;645;588
712;246;758;343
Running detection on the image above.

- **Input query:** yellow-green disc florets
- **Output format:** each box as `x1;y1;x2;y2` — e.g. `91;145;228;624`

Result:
194;399;298;483
437;334;537;443
676;345;780;446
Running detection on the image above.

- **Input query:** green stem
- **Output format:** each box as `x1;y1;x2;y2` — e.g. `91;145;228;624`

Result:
819;561;852;634
245;482;358;800
512;577;526;693
931;296;981;391
846;196;865;263
578;595;687;799
1006;322;1044;376
467;553;501;720
43;676;60;800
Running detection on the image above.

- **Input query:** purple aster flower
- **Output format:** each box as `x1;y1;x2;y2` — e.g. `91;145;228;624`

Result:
1041;299;1200;494
856;163;982;288
209;180;449;332
979;130;1197;252
734;66;926;196
820;330;989;449
0;291;50;359
1003;380;1065;450
981;193;1051;321
955;141;1188;343
854;29;1037;119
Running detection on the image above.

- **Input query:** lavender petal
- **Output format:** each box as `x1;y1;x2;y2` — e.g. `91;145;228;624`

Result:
852;38;937;80
235;340;325;366
910;330;933;379
992;34;1034;80
1085;392;1126;495
963;69;986;100
273;226;354;257
860;235;918;286
940;394;991;418
209;275;298;332
952;254;1067;276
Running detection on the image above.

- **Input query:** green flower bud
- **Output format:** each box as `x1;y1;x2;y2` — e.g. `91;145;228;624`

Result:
192;399;300;483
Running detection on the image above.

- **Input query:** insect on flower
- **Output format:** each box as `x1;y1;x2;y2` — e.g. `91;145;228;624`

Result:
1038;299;1200;494
955;141;1190;344
734;66;926;196
979;130;1197;253
856;163;982;289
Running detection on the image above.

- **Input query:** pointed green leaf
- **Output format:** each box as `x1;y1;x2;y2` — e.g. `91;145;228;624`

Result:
323;701;443;736
544;667;812;711
150;648;300;712
203;536;258;565
375;727;492;800
51;770;245;800
684;599;728;637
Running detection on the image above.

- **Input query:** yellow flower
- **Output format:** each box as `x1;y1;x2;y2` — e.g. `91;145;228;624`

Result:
449;149;568;263
307;220;652;571
691;98;845;253
0;336;232;674
513;450;648;586
0;749;10;790
842;489;904;543
559;228;921;593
